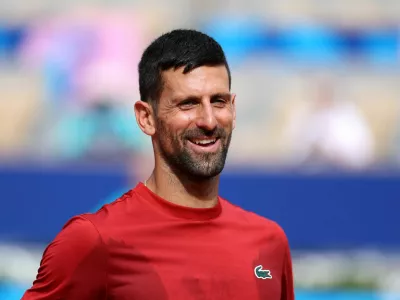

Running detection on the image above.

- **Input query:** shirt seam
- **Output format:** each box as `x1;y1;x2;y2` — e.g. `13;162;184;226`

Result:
132;189;221;222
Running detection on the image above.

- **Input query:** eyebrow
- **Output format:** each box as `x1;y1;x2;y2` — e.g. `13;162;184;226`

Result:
211;93;232;100
174;92;232;102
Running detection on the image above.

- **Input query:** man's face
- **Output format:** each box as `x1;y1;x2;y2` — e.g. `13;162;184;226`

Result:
154;65;235;180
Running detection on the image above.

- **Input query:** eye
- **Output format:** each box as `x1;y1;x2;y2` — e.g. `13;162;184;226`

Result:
179;99;198;109
212;98;226;107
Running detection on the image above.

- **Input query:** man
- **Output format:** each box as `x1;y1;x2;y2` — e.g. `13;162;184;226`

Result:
22;29;294;300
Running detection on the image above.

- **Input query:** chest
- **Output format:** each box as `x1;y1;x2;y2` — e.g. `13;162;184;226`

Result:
104;221;283;300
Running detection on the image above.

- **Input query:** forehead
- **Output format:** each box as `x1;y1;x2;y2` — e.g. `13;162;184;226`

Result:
161;65;230;99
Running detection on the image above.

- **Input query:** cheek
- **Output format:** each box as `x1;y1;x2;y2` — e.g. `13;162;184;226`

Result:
181;110;195;123
216;110;234;128
158;117;188;143
168;113;193;133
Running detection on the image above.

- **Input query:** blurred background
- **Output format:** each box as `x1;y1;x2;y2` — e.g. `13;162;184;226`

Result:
1;0;400;299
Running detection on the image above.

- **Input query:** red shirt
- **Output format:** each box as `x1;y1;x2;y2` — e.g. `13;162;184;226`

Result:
22;182;294;300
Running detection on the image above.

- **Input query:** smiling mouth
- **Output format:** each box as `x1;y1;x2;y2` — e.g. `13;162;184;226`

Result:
188;137;219;147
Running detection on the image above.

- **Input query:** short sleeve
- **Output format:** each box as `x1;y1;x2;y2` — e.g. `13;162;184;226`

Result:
21;216;107;300
281;239;294;300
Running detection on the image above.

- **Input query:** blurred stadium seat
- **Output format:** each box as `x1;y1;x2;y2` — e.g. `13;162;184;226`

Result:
0;68;42;157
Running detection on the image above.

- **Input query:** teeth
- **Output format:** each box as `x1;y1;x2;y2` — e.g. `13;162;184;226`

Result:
194;139;216;145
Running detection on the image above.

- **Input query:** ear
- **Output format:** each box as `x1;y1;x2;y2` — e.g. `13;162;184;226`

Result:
134;100;156;136
231;93;236;130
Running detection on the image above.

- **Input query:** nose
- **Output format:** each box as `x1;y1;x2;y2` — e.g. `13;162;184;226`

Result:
195;102;217;131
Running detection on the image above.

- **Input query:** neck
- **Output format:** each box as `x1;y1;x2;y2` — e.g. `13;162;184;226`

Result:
145;160;220;209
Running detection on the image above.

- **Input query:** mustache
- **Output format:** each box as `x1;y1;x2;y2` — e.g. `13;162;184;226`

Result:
184;127;226;140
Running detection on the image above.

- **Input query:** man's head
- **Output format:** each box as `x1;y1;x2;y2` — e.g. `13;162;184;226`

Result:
135;29;235;180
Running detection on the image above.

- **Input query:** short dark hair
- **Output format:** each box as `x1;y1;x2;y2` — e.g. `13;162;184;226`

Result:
138;29;231;110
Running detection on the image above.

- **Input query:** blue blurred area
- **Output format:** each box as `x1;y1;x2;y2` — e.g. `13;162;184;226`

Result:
49;102;147;160
221;171;400;250
2;18;399;66
202;17;269;64
277;24;344;65
0;283;26;300
361;28;400;65
201;19;400;65
0;25;25;60
296;289;400;300
0;163;128;243
2;283;399;300
1;164;399;250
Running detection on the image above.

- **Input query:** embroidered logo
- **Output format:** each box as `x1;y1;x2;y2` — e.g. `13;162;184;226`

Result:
254;265;272;279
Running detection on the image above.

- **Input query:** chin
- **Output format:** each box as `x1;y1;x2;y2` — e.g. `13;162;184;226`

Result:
185;163;225;180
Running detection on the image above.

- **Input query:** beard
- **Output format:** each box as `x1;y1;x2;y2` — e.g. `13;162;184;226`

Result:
156;119;232;180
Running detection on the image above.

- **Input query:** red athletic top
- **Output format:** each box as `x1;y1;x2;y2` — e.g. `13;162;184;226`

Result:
22;182;294;300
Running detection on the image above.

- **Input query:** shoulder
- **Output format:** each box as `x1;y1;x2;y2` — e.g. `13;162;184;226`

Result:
80;188;139;229
54;216;101;247
220;197;289;243
46;216;104;262
22;216;108;298
34;216;106;284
